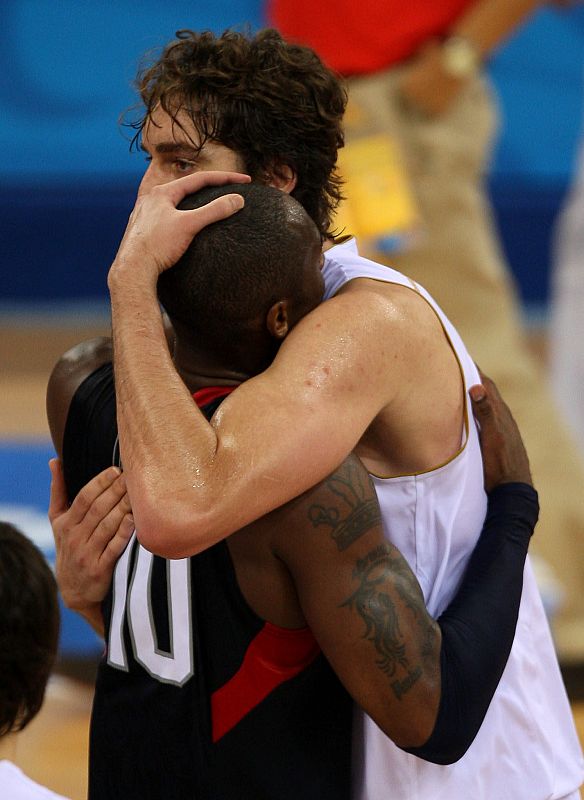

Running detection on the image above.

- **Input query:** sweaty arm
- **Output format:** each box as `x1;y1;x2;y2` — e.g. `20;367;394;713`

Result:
108;174;390;557
270;455;538;762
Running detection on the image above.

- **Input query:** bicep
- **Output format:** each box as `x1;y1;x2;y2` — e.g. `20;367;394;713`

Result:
274;456;440;747
206;297;394;521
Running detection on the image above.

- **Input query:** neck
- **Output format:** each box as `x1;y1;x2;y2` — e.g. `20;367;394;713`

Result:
175;362;247;395
0;733;18;763
172;336;275;394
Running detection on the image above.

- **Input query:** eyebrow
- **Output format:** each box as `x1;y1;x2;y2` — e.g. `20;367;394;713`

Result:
140;142;200;157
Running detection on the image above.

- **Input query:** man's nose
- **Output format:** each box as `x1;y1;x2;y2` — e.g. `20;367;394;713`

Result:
137;164;160;197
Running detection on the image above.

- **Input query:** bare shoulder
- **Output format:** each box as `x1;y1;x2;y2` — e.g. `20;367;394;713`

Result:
276;278;423;362
339;277;443;328
46;336;113;458
275;277;445;388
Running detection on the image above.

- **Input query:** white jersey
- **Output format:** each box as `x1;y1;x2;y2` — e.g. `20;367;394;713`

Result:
0;761;70;800
323;238;584;800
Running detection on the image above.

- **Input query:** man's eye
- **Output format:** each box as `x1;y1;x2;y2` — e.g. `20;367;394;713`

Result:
174;159;195;173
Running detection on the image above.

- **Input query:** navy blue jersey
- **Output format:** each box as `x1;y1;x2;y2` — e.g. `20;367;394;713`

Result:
64;364;352;800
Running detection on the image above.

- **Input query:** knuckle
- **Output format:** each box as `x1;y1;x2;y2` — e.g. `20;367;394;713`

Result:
86;503;104;526
477;402;492;418
88;567;102;583
95;516;115;541
73;490;91;515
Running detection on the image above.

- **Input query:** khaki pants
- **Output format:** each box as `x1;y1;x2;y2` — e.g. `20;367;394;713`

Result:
550;138;584;458
345;68;584;661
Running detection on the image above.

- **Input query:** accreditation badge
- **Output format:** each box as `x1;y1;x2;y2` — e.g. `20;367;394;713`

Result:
335;133;420;253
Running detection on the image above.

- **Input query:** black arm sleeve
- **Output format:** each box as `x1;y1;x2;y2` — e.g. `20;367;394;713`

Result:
62;361;118;504
405;482;539;765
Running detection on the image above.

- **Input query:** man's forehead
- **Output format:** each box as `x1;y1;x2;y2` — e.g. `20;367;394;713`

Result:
143;107;202;148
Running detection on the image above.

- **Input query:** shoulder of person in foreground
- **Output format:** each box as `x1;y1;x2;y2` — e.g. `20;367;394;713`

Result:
46;336;113;463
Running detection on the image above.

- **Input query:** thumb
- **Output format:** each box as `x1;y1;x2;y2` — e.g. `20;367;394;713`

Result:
469;383;492;425
48;458;68;521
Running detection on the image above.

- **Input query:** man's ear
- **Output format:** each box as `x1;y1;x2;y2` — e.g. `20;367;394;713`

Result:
266;301;290;339
266;164;297;194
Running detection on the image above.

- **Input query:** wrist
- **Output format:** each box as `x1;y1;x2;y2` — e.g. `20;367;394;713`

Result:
108;248;159;290
80;603;105;638
486;483;539;532
108;261;159;299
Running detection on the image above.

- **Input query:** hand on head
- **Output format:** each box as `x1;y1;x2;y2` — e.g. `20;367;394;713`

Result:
109;171;251;288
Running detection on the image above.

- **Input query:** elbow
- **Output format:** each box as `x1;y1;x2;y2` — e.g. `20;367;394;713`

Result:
399;702;477;765
134;524;185;559
386;707;438;753
131;493;222;559
375;678;440;752
402;735;471;766
125;465;243;557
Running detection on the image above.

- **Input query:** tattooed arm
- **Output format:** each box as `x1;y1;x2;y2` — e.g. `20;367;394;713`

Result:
267;456;439;747
265;454;537;759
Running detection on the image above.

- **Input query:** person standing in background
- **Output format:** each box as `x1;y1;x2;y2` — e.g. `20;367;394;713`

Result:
550;87;584;458
269;0;584;662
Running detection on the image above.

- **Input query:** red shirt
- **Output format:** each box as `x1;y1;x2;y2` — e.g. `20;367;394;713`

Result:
268;0;475;76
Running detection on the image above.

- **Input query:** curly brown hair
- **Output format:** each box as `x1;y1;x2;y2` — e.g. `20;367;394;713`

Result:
0;522;59;735
127;28;347;238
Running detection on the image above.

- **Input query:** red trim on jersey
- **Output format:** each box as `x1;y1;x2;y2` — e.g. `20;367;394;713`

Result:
211;623;321;742
192;385;236;408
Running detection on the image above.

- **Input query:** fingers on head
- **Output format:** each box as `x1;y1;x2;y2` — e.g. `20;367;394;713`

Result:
168;171;250;205
187;194;244;233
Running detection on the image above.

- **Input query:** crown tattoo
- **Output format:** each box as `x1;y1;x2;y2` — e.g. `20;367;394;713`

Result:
309;461;380;550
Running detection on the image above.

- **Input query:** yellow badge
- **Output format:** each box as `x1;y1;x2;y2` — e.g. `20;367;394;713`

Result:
335;134;419;251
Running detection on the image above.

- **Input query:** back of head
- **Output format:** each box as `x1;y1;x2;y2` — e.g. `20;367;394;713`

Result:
157;182;323;364
129;28;347;238
0;522;59;736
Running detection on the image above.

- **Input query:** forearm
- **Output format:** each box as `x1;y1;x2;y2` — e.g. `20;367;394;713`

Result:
108;273;379;556
451;0;547;57
109;275;222;553
406;482;539;764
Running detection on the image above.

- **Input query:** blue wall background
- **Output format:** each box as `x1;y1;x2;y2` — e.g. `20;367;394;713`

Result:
1;0;584;311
